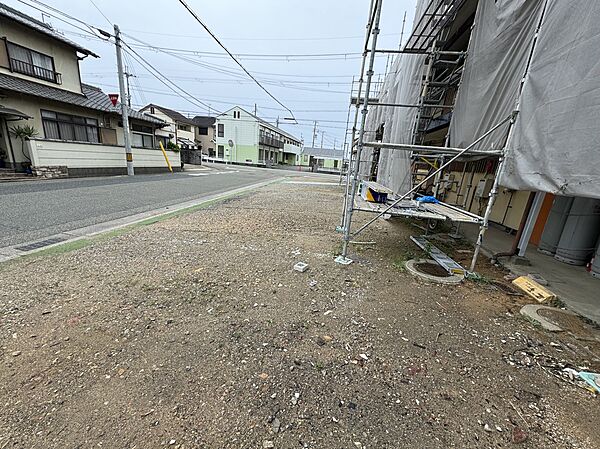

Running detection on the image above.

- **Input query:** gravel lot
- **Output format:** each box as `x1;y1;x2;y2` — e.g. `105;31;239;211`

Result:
1;178;599;448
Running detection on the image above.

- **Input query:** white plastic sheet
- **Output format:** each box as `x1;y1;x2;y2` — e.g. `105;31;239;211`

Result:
359;0;429;195
500;1;600;199
449;0;545;152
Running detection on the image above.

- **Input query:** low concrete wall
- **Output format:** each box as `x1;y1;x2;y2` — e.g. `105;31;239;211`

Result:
26;139;180;177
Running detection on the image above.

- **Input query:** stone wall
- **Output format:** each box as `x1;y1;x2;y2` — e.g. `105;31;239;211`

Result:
32;165;69;178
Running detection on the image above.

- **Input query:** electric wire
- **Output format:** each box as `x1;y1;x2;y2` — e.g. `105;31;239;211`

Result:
176;0;296;122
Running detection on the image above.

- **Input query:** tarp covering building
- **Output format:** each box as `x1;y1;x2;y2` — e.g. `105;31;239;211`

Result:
360;0;429;195
448;0;545;152
499;1;600;199
450;0;600;199
367;0;600;200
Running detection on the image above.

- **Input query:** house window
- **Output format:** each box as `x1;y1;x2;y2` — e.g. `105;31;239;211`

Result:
131;123;153;148
41;110;99;143
334;160;339;169
177;124;191;132
156;135;170;149
217;145;224;158
6;41;60;83
303;155;308;162
217;123;224;137
198;127;208;135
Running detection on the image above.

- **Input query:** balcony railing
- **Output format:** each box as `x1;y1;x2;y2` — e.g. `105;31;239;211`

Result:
259;133;284;149
9;58;61;84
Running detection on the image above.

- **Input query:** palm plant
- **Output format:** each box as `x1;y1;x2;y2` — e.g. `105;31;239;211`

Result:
10;125;38;162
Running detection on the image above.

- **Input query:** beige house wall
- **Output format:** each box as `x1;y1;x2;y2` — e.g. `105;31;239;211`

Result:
0;18;84;94
442;169;531;230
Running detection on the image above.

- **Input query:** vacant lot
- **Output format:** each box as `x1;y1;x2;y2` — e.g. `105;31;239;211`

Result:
1;179;599;448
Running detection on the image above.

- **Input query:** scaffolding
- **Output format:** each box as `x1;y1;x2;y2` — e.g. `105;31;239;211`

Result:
336;0;533;272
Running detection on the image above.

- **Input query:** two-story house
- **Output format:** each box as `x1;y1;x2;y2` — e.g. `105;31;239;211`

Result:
139;104;198;150
214;106;301;166
0;3;178;177
192;115;215;158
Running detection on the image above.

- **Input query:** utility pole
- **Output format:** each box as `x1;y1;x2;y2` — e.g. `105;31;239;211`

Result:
114;24;134;176
276;116;279;128
333;138;337;150
320;131;324;149
124;70;135;107
254;103;257;115
312;121;317;147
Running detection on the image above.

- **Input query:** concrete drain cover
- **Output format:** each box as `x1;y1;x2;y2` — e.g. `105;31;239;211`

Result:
405;259;464;284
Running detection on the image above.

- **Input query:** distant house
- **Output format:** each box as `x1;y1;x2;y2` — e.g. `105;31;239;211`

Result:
192;115;216;157
139;104;198;150
214;106;302;166
0;2;178;177
300;147;344;173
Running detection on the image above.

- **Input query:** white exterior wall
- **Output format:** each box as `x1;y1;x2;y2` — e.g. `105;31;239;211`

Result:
141;108;176;143
0;18;83;94
283;143;302;155
176;124;195;144
27;139;180;169
215;106;259;162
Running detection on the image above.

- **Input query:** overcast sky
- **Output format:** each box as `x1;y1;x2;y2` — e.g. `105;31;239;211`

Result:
8;0;417;148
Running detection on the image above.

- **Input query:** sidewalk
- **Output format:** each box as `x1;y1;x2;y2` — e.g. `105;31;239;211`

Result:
0;180;598;448
460;222;600;324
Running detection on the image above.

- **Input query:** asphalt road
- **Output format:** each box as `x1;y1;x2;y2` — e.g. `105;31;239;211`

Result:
0;164;285;248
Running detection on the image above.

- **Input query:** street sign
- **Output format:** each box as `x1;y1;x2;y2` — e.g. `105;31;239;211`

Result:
108;93;119;106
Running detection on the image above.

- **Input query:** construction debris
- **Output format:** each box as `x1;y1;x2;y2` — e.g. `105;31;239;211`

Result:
512;276;556;302
293;262;308;273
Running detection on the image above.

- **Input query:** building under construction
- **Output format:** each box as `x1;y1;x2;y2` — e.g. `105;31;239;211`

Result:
339;0;600;316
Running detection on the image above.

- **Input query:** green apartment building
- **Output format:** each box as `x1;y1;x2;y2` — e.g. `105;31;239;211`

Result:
214;106;301;166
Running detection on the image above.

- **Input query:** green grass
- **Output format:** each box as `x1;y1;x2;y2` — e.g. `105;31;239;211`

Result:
392;250;415;272
465;271;493;284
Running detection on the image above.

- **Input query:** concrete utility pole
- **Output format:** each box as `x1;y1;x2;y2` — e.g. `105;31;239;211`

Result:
124;70;135;107
320;131;324;149
312;121;317;147
114;24;134;176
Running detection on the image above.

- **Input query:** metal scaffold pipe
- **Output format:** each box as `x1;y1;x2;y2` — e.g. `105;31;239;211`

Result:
350;113;515;239
339;0;384;261
339;0;376;230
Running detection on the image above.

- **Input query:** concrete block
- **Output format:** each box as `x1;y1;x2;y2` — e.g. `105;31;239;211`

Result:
293;262;308;273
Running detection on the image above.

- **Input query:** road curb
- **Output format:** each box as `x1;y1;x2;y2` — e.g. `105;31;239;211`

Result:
0;177;282;264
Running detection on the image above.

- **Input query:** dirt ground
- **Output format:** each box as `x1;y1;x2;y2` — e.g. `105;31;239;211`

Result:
1;178;599;448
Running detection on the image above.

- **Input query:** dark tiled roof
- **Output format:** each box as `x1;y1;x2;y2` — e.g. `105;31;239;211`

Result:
0;73;165;125
302;147;344;159
141;104;197;126
192;115;216;127
0;2;98;57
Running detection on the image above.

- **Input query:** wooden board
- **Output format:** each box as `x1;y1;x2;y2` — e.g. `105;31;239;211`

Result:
512;276;557;302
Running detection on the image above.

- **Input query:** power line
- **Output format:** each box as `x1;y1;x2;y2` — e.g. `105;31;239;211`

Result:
120;40;220;114
92;81;350;115
120;28;402;42
88;0;112;26
176;0;296;122
15;0;109;39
